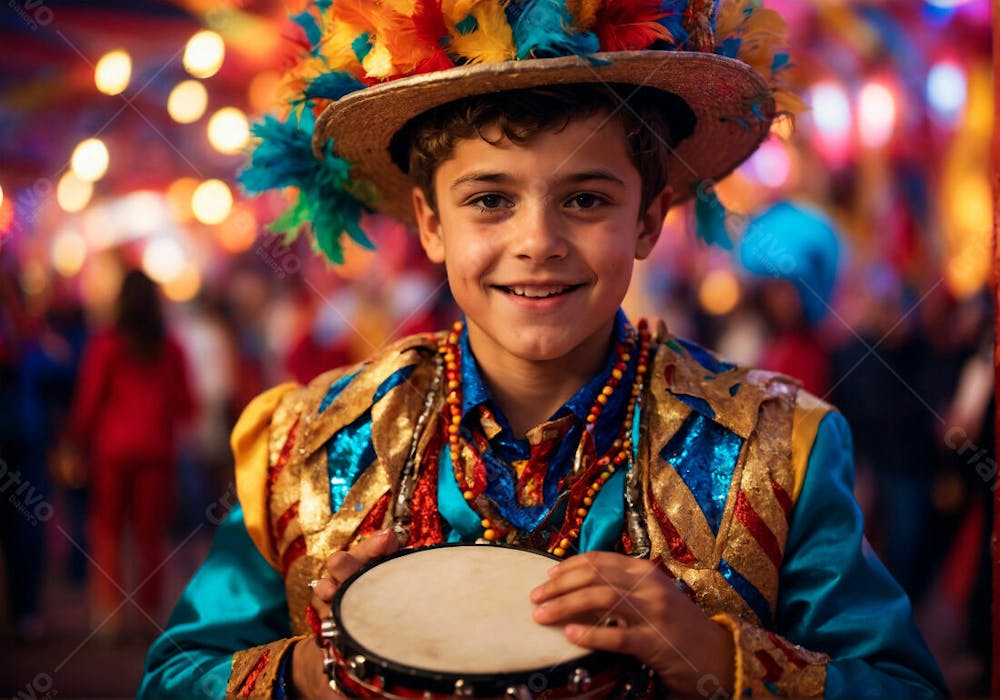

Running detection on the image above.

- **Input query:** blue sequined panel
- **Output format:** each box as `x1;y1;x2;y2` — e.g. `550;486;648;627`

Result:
323;364;417;513
372;365;415;404
326;414;376;513
719;558;772;625
660;412;743;536
319;370;360;413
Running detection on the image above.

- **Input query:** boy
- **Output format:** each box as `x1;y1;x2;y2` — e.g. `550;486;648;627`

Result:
140;2;947;698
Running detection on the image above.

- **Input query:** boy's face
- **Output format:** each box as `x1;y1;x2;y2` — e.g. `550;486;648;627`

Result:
412;112;668;369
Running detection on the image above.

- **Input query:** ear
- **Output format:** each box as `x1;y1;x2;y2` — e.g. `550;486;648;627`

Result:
412;186;445;264
635;186;672;260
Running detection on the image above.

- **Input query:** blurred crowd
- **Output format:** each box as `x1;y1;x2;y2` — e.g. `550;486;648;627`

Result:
0;223;993;696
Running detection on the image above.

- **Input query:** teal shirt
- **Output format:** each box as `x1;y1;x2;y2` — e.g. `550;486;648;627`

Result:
139;412;946;699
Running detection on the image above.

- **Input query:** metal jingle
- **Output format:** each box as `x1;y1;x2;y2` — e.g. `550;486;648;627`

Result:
453;679;474;697
348;654;369;680
320;617;339;642
569;668;592;694
505;685;533;700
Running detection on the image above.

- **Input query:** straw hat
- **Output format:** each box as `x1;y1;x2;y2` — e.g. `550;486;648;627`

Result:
241;1;800;263
314;50;774;227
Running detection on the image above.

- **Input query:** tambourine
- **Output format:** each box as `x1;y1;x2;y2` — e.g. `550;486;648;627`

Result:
319;543;651;699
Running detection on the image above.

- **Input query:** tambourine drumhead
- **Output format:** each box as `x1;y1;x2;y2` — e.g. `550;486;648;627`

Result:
338;545;590;675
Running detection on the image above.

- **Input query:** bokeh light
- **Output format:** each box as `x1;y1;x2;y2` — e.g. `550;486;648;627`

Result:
746;140;791;189
94;50;131;96
70;138;109;182
218;203;257;253
167;80;209;124
52;229;87;277
859;82;897;149
166;177;200;222
57;171;94;213
163;262;202;302
142;237;186;283
183;30;225;79
191;179;233;225
207;107;250;154
810;81;852;141
927;61;967;124
698;269;741;316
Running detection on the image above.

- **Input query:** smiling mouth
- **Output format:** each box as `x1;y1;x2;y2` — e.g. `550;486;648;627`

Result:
495;284;584;299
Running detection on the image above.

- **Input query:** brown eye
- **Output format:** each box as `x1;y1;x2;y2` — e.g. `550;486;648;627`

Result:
567;193;604;209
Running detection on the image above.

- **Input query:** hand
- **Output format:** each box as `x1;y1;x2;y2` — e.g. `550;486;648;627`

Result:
291;529;403;698
530;552;734;697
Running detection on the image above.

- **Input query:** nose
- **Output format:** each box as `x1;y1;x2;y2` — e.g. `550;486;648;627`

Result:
511;201;568;261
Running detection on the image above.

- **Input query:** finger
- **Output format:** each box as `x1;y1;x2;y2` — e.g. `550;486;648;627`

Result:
348;528;401;563
311;594;332;620
531;561;633;604
532;585;626;626
312;578;337;603
564;623;642;658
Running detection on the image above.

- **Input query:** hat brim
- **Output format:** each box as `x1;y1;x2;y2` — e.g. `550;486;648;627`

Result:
313;51;775;227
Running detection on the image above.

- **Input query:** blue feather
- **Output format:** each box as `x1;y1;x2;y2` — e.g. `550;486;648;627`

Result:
352;32;372;61
239;105;373;264
292;10;322;48
654;0;690;49
511;0;599;59
306;71;366;100
455;14;478;34
694;183;733;249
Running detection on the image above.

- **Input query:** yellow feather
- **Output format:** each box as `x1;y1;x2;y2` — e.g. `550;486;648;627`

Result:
566;0;602;30
318;19;364;72
362;40;396;78
448;0;516;64
383;0;417;16
442;0;480;23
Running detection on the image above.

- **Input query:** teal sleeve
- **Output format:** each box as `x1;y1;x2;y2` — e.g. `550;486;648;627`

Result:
138;503;292;699
776;412;948;699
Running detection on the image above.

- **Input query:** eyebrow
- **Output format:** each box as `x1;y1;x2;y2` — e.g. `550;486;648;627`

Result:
448;169;626;190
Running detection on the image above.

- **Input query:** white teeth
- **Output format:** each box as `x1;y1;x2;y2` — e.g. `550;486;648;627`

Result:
508;285;571;298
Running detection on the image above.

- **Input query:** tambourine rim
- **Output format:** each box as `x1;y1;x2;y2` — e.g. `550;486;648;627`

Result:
329;542;620;695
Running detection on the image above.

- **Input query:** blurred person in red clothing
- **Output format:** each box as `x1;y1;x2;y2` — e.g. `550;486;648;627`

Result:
66;269;195;637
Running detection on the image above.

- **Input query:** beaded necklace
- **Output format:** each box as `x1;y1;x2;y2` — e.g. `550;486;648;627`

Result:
435;319;653;557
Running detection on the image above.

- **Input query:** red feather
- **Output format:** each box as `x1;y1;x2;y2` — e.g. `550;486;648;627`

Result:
412;0;449;45
594;0;672;52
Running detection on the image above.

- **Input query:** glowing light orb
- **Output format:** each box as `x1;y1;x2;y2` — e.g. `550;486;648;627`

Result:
927;61;966;124
699;269;741;316
163;263;202;302
52;229;87;277
70;138;110;182
57;171;94;213
191;179;233;225
183;30;225;79
207;107;250;154
167;80;208;124
95;50;131;95
142;237;187;283
859;82;897;149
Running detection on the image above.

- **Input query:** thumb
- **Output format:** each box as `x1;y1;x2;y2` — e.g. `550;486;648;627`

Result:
347;528;401;564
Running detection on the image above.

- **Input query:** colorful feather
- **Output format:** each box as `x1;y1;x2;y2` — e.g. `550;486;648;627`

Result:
565;0;602;30
447;0;516;63
239;107;372;265
510;0;599;59
592;0;670;52
244;0;803;262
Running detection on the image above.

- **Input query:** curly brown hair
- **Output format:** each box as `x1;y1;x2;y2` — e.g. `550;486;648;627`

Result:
389;83;696;218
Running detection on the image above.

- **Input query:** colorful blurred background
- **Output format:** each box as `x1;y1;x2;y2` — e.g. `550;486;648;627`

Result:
0;0;994;697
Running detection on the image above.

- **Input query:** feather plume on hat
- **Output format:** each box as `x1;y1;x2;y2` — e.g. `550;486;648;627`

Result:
240;0;799;264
